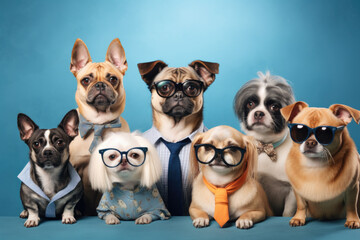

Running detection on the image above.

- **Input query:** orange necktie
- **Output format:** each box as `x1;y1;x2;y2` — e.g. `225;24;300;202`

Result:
202;164;249;227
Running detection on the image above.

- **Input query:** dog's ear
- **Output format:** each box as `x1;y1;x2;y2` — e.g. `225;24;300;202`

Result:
189;60;219;88
280;101;309;123
137;60;168;87
70;39;92;76
58;109;79;139
188;132;204;182
17;114;39;141
243;135;258;180
329;104;360;125
105;38;128;75
132;134;162;188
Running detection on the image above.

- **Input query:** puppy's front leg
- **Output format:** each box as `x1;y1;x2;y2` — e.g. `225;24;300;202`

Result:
236;210;266;229
105;213;120;225
189;204;210;228
283;189;297;217
344;180;360;229
135;214;153;224
24;208;40;228
289;191;307;227
62;203;77;224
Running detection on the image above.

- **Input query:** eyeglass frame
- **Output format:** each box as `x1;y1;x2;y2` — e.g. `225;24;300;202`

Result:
287;123;345;145
149;79;204;98
98;147;148;168
193;144;247;167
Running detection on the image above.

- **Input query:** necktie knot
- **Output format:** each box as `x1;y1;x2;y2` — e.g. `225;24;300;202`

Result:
160;138;191;155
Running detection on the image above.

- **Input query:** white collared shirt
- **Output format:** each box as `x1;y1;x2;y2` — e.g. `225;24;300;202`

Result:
143;123;207;214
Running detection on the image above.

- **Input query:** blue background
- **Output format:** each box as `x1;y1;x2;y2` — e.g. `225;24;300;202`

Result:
1;0;359;216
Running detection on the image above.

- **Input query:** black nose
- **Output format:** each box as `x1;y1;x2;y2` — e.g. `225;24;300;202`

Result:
305;139;318;148
95;82;106;91
43;150;54;157
254;111;265;120
173;91;184;101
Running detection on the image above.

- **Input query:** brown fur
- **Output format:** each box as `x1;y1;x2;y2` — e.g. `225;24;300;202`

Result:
69;39;130;215
188;126;272;228
281;102;360;228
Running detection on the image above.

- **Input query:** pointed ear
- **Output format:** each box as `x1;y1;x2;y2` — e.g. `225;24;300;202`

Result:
280;101;309;123
58;109;79;139
188;132;204;182
70;39;92;76
17;114;39;141
329;104;360;125
137;60;168;87
243;135;258;179
105;38;128;75
188;60;219;88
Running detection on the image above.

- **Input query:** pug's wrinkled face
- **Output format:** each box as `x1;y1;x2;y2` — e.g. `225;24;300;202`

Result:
151;67;204;122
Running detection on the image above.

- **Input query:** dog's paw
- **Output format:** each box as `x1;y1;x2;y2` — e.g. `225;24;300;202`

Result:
24;217;40;228
192;218;210;228
289;217;305;227
236;219;253;229
19;210;28;218
345;219;360;229
62;215;77;224
105;214;120;225
135;214;152;224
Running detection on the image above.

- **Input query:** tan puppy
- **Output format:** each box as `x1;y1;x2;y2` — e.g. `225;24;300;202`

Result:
281;101;360;228
189;126;272;228
69;38;130;215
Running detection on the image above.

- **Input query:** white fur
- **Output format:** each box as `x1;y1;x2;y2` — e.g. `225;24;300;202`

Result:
34;164;62;198
89;132;162;192
44;130;51;150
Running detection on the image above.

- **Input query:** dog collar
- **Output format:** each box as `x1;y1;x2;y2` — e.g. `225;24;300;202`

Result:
272;132;288;149
78;114;122;152
17;162;81;218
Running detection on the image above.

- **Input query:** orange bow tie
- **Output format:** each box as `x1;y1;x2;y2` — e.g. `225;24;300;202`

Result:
202;164;249;227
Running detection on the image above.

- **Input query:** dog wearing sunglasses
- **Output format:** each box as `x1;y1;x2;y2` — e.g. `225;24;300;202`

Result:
88;131;170;224
189;126;272;228
138;60;219;215
281;101;360;228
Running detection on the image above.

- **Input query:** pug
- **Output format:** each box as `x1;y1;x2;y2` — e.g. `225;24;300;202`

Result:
69;38;130;215
138;60;219;215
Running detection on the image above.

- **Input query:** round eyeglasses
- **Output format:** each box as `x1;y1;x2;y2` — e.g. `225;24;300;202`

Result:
150;80;204;98
194;144;247;167
98;147;148;168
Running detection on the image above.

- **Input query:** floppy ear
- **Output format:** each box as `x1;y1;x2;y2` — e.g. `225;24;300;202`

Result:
132;134;162;188
58;109;79;139
329;104;360;125
105;38;128;75
188;132;204;182
280;101;309;123
88;143;113;192
243;135;258;180
17;113;39;142
137;60;168;87
70;39;92;76
188;60;219;88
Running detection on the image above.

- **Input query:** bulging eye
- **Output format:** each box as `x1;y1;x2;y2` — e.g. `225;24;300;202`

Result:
270;104;280;112
109;154;117;161
81;77;91;86
109;76;118;86
33;141;40;149
130;153;139;159
56;139;64;146
247;101;255;109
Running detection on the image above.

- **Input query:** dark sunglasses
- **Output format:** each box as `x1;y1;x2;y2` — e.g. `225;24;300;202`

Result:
194;144;247;167
150;80;204;98
288;123;345;145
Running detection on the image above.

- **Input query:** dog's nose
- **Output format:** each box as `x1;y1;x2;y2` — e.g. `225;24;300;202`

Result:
95;82;106;91
254;111;265;120
305;139;318;148
173;91;184;101
43;150;53;157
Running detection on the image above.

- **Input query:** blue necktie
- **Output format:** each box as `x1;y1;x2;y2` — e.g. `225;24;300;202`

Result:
160;137;191;216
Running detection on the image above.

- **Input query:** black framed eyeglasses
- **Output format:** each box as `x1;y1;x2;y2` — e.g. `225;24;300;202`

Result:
288;123;345;145
98;147;148;168
150;80;204;98
194;144;247;167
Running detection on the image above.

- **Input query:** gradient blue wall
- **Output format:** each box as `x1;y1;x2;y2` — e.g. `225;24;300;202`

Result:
1;0;359;216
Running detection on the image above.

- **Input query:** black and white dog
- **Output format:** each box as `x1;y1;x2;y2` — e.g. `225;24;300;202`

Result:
233;71;296;216
17;110;83;227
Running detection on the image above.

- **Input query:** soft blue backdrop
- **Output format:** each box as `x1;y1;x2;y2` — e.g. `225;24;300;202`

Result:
0;0;359;216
